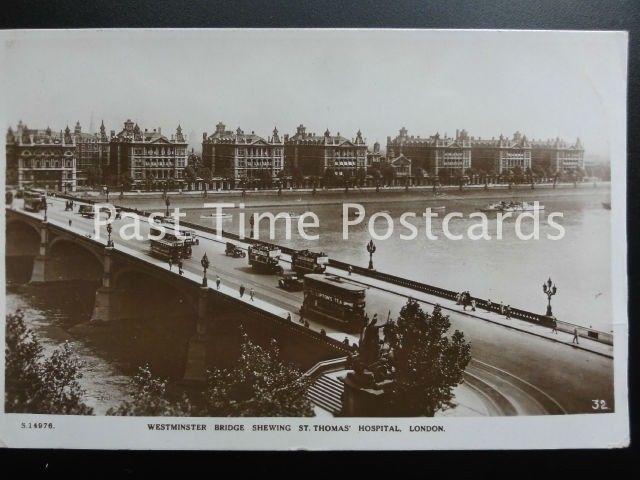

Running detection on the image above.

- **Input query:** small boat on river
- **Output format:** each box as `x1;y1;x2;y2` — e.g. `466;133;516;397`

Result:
481;201;545;213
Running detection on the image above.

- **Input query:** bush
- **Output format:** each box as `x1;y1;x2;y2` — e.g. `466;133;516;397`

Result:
5;311;93;415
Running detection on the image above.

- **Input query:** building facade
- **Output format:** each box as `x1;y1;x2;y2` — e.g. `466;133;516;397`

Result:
387;128;582;177
72;121;100;186
201;122;284;180
6;122;77;191
284;124;367;177
104;119;188;187
530;137;584;174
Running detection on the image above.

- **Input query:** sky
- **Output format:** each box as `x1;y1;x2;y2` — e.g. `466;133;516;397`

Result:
0;29;627;157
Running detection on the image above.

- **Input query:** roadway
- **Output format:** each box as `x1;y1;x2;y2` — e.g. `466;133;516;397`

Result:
16;196;614;415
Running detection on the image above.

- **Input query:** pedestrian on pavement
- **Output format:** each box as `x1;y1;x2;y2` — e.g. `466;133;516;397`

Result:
572;328;579;344
505;305;511;319
168;258;173;271
216;275;221;290
68;219;72;227
471;299;476;312
250;288;255;301
178;260;183;275
348;265;353;276
239;284;245;298
551;317;558;334
286;313;292;322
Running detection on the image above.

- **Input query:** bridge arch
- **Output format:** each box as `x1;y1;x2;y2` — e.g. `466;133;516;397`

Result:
109;266;199;378
48;235;105;270
6;218;41;257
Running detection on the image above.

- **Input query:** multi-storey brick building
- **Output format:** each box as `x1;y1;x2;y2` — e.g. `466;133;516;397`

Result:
104;119;188;187
284;124;367;177
72;121;100;186
530;137;584;174
387;128;583;177
6;121;77;191
201;122;284;180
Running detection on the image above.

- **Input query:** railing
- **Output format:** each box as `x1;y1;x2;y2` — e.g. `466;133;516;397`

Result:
53;193;613;347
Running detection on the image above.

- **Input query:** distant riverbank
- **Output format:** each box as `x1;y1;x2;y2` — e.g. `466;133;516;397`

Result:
88;182;610;211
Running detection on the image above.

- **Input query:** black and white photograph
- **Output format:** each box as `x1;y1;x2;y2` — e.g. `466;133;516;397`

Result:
0;28;629;450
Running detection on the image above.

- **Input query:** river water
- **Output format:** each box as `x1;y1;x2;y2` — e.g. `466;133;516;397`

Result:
5;264;132;414
180;188;613;332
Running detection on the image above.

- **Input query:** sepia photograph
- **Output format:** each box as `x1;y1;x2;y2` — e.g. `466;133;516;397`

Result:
0;28;629;450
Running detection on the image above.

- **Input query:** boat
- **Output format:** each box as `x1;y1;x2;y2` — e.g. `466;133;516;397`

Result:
286;211;302;219
481;201;545;213
602;202;611;210
200;212;232;220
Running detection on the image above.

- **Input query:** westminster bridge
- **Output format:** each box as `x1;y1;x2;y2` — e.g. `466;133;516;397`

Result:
5;197;615;415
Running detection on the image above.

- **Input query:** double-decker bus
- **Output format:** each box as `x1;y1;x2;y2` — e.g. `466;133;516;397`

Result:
300;274;367;333
248;244;282;273
23;192;45;212
150;222;199;246
149;238;193;261
291;249;329;275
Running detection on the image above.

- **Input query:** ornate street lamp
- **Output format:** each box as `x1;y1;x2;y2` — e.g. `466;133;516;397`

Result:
200;253;210;287
542;277;557;316
106;223;114;248
366;239;376;270
105;186;110;202
43;195;48;222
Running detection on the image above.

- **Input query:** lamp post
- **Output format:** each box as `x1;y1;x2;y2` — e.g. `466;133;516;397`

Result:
106;223;114;248
165;196;171;217
200;253;210;287
542;277;557;316
43;195;48;222
366;239;376;270
105;186;109;203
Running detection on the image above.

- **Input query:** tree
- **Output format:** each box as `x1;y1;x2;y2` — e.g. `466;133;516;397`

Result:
322;167;336;188
5;311;93;415
107;365;194;417
183;165;197;184
86;165;102;187
119;171;133;191
204;336;314;417
384;300;471;416
382;164;396;186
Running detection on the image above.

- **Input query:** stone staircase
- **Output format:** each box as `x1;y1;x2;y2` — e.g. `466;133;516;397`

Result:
307;374;344;416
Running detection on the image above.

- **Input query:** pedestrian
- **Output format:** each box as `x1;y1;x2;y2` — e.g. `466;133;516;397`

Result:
68;219;72;227
168;258;173;271
348;265;353;276
216;275;221;290
572;328;579;344
304;320;309;328
286;313;292;322
178;260;183;275
471;299;476;312
239;284;245;298
505;305;511;319
456;292;462;305
486;299;492;312
250;288;255;301
551;317;558;334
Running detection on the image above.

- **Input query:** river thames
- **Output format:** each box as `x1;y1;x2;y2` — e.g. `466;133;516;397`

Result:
179;187;612;332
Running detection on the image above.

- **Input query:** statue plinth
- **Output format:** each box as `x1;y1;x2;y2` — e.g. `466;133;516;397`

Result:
340;371;393;417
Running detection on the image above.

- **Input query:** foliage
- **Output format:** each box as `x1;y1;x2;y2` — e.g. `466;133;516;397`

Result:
5;311;93;415
107;365;194;416
107;336;314;417
204;337;314;417
384;300;471;416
